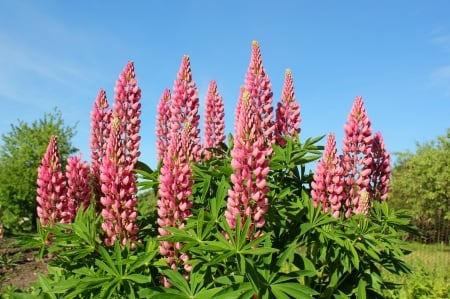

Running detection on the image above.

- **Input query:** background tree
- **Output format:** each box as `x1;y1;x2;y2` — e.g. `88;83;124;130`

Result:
0;108;77;233
389;128;450;243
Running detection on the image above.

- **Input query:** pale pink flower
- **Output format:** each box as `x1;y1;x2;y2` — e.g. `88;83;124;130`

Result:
65;154;91;219
100;117;139;247
203;80;225;159
311;134;346;218
368;132;390;201
158;129;193;283
341;96;373;216
275;69;301;146
244;41;275;146
156;89;171;162
170;55;201;162
225;91;270;238
100;62;142;247
36;135;67;227
113;61;142;166
90;89;112;204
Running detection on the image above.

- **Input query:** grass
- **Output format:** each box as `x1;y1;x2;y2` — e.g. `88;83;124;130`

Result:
383;242;450;299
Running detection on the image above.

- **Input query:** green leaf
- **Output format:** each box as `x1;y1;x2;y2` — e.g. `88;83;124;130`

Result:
125;274;151;284
161;269;191;296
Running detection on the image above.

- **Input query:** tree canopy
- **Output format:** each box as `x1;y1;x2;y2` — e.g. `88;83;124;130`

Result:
0;108;78;233
389;128;450;242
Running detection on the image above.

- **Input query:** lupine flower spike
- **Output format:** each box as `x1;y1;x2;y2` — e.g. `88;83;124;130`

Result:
156;89;171;162
100;62;141;247
113;61;142;166
203;80;225;159
275;69;301;146
369;132;390;201
311;133;346;218
65;154;91;217
157;130;193;287
36;135;67;227
245;41;275;147
226;91;270;239
90;89;112;204
170;55;201;162
341;96;373;216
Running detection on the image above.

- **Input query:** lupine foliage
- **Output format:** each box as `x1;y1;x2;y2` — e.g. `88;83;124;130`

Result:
21;41;416;299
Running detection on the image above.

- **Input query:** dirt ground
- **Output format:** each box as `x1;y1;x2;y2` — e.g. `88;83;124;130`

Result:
0;238;48;292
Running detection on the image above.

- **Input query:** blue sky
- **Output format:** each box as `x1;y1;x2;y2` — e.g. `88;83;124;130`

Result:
0;0;449;168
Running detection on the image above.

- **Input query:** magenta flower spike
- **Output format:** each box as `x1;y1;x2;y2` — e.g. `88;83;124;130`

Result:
170;55;201;162
311;133;346;217
100;117;139;247
65;154;91;219
244;41;275;146
203;80;225;159
90;89;112;203
369;132;391;201
36;135;67;227
341;96;373;216
157;130;193;283
156;89;171;162
275;69;301;146
226;91;270;238
113;61;142;166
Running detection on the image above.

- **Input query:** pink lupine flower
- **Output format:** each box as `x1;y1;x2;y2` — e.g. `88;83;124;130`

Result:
36;135;67;227
170;55;201;162
244;41;275;146
65;154;91;219
369;132;390;201
275;69;301;146
113;61;142;166
157;129;193;284
311;133;346;218
90;89;112;203
156;89;171;162
203;80;225;159
341;96;373;216
100;117;139;247
226;91;270;238
0;225;3;239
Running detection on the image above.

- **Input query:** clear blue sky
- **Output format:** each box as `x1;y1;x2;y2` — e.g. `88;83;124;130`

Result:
1;0;449;168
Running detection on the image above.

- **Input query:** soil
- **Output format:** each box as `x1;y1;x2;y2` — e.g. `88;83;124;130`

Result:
0;238;49;292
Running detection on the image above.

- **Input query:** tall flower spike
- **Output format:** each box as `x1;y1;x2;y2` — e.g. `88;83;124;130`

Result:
90;89;112;204
369;132;390;201
245;41;275;146
203;80;225;160
65;154;91;218
100;117;139;247
226;90;270;238
311;133;346;218
36;135;67;227
275;69;301;146
113;61;142;167
157;130;193;286
156;89;171;162
170;55;201;162
341;96;373;216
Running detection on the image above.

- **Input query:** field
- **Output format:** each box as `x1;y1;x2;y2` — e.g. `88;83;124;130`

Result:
383;242;450;299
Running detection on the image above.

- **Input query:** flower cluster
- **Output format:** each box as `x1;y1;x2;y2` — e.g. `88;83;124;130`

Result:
312;97;391;217
156;89;171;162
203;80;225;159
311;133;346;218
36;135;68;227
275;69;301;146
90;89;112;203
99;61;141;247
65;154;91;217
